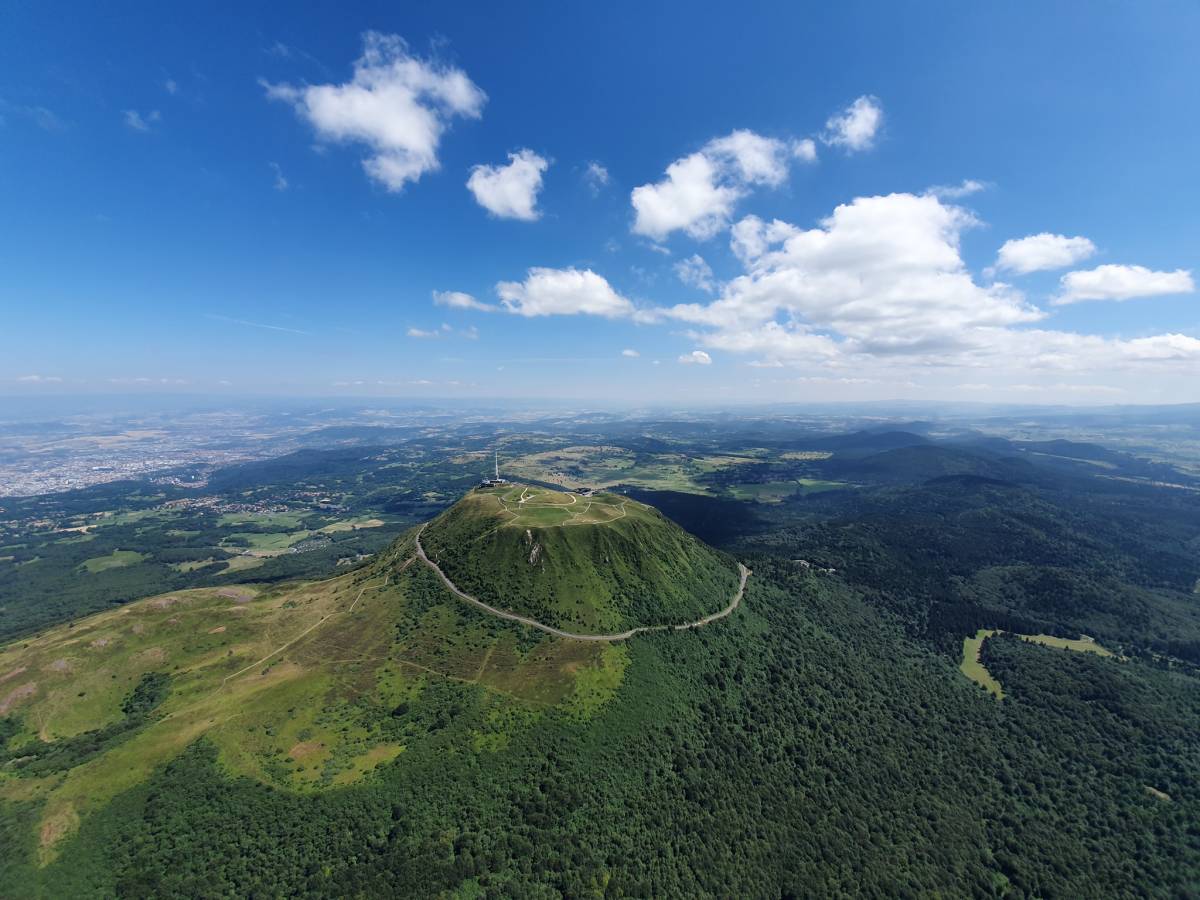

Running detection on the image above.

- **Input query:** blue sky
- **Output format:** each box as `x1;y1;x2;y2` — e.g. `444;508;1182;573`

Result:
2;1;1197;404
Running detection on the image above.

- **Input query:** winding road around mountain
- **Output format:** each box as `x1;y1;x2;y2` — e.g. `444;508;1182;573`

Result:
414;525;749;642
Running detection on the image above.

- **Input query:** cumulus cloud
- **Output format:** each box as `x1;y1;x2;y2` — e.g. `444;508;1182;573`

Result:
1055;264;1194;305
433;289;496;312
792;138;818;163
674;254;717;293
630;129;812;241
584;161;610;195
822;96;882;151
263;32;486;191
406;326;440;338
639;190;1200;381
466;149;549;220
678;350;712;365
696;321;840;362
621;348;640;357
17;374;63;383
664;193;1040;361
705;130;797;186
995;233;1096;275
123;109;160;132
631;151;737;241
729;215;800;266
496;267;634;318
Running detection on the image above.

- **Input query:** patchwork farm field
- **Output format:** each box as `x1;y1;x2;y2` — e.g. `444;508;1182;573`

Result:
503;444;849;501
503;445;705;493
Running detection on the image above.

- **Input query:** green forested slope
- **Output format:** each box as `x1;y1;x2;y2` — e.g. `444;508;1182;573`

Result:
6;557;1195;898
419;488;739;632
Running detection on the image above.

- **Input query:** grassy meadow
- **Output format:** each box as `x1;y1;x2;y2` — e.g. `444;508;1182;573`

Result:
0;528;625;864
960;628;1117;699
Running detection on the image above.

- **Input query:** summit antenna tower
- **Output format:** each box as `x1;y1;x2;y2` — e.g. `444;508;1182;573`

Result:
479;448;507;488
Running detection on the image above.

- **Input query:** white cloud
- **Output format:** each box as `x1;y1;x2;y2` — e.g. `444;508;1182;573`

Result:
639;191;1200;384
928;179;987;200
630;129;807;241
263;31;486;192
631;151;737;242
667;193;1039;358
123;109;160;132
1055;264;1194;305
406;326;440;338
695;321;840;362
1119;333;1200;359
621;348;640;358
729;215;800;266
984;329;1200;370
822;96;882;151
674;254;717;293
496;267;634;318
705;130;796;186
164;78;178;95
584;161;610;195
466;149;549;220
433;289;496;312
678;350;712;365
995;233;1096;275
17;374;63;383
792;138;818;163
269;161;288;191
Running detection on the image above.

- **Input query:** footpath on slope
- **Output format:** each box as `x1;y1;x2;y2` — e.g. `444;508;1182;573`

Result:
414;525;750;642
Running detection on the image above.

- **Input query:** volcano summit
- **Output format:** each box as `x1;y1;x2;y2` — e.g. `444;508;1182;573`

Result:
413;484;746;636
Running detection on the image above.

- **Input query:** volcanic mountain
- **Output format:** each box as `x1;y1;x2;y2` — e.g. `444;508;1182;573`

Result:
0;484;746;878
413;484;741;634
